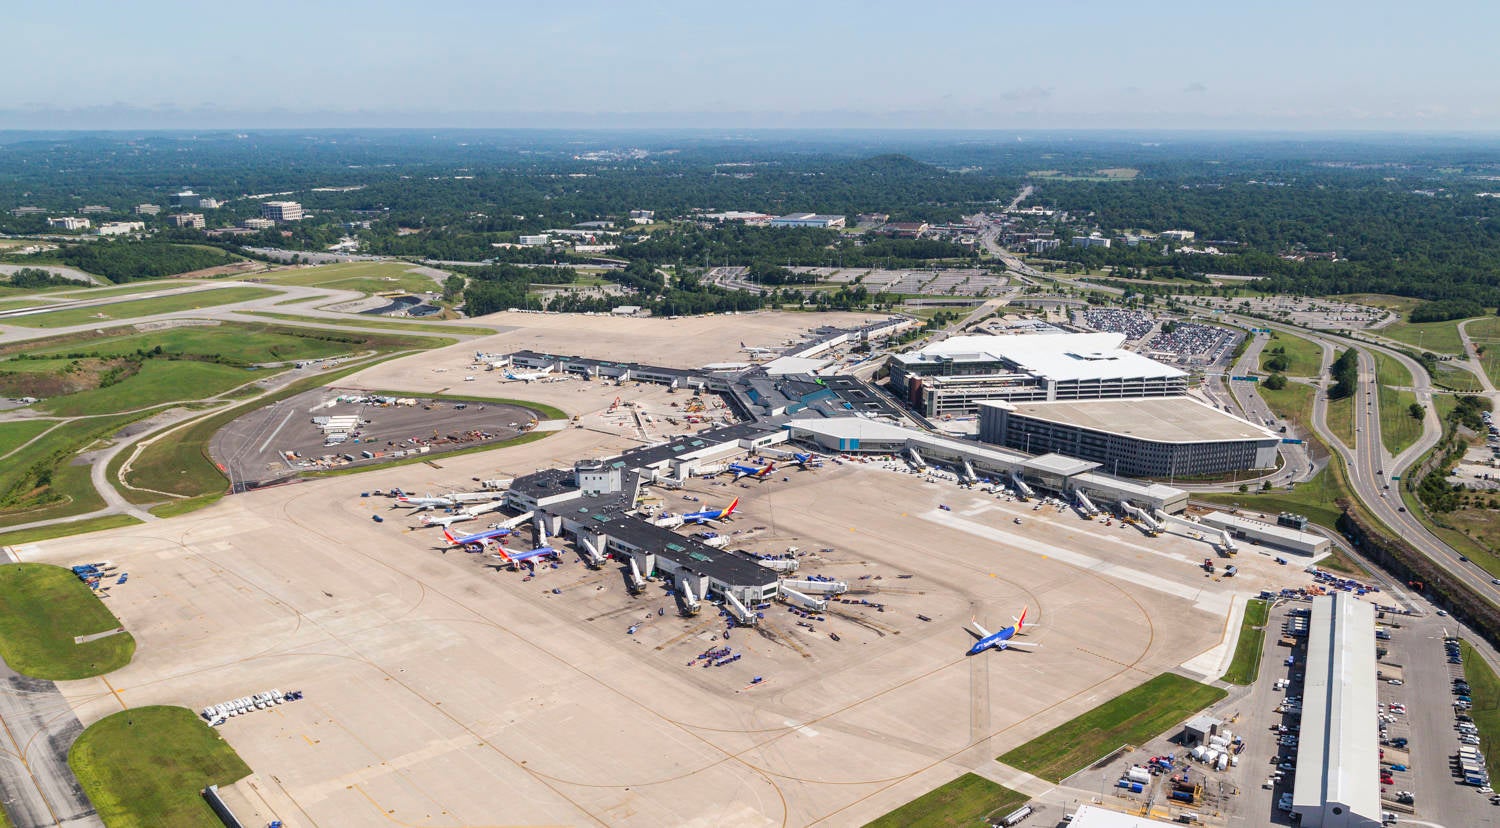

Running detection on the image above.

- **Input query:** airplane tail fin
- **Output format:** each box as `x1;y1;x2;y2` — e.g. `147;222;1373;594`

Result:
1015;606;1028;633
724;498;740;517
442;528;457;545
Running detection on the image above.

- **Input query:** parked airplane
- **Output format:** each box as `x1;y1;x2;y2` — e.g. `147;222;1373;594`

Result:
682;498;739;525
488;541;559;568
740;342;776;355
966;608;1039;656
442;525;516;550
420;513;474;528
727;460;776;481
503;366;554;382
393;494;457;511
792;452;823;469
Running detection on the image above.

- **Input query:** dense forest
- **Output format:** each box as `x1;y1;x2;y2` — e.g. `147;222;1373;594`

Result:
57;240;234;282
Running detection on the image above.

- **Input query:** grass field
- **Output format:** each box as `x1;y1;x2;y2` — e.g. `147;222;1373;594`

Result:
1381;316;1476;356
1373;354;1422;456
243;310;496;336
0;411;156;528
0;298;63;312
17;322;382;365
1461;640;1500;784
1222;599;1270;685
0;514;143;546
52;281;193;299
1198;466;1348;531
1431;360;1485;392
1336;294;1423;314
38;360;254;417
1258;380;1316;437
0;420;57;457
0;564;134;679
998;673;1226;782
864;773;1027;828
1327;394;1356;449
254;261;442;295
1260;331;1323;377
70;706;251;828
4;287;278;328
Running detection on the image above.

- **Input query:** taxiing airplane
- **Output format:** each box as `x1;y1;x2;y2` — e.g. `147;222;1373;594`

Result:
966;607;1039;656
503;366;554;382
443;525;516;550
727;460;776;481
682;498;739;525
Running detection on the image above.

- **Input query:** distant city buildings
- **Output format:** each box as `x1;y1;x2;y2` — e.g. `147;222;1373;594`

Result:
1159;229;1196;242
696;210;774;224
134;204;161;216
168;213;206;229
1071;233;1112;249
97;221;145;236
79;205;111;214
881;221;929;238
46;216;91;231
241;217;275;230
628;209;654;224
517;234;551;246
173;190;221;210
261;201;304;222
10;207;45;216
769;213;847;229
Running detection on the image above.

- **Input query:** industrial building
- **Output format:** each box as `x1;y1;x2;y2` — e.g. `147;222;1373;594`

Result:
1064;804;1183;827
768;213;846;229
578;517;779;606
1197;512;1330;556
887;333;1188;417
168;213;205;229
1292;592;1380;827
261;201;304;222
978;397;1280;478
786;418;1189;513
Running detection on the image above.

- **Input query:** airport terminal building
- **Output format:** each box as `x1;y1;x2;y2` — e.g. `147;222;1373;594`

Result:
977;397;1280;478
887;333;1189;417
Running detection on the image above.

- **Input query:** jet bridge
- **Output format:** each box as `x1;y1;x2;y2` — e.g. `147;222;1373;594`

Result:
779;586;828;612
577;536;606;568
961;458;979;485
907;446;927;470
724;590;759;626
780;578;849;596
1074;489;1100;517
1010;471;1035;500
1119;501;1162;534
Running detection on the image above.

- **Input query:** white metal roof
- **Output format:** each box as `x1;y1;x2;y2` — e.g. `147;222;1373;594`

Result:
897;333;1186;382
988;397;1280;444
1067;804;1181;827
1292;593;1381;824
762;356;831;375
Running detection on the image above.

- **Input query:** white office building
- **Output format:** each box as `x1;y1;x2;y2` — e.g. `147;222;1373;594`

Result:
261;201;304;222
769;213;847;229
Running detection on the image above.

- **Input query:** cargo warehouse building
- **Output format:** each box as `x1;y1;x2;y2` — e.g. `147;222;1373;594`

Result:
887;333;1189;417
978;397;1280;478
1292;592;1381;827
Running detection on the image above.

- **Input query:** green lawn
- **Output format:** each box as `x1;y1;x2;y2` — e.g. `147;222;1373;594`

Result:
53;281;196;299
1327;393;1356;449
0;412;149;527
0;564;135;679
16;322;422;365
256;261;442;294
0;514;143;546
1336;294;1423;315
864;774;1027;828
4;287;278;328
1260;331;1323;377
1431;360;1484;392
1198;466;1348;531
1461;640;1500;784
0;298;65;312
39;360;254;417
70;706;251;828
0;420;57;456
1258;380;1316;437
1381;317;1475;356
242;310;496;336
1374;354;1422;456
1222;599;1270;685
998;673;1226;782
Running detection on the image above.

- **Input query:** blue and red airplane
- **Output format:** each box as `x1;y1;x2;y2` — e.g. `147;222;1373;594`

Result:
727;460;775;481
442;525;515;550
682;498;739;525
966;607;1039;655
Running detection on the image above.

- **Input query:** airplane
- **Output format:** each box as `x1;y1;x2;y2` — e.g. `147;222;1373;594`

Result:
966;607;1039;656
420;513;475;528
392;494;458;511
443;525;516;550
682;498;739;525
791;452;823;469
740;342;776;355
503;366;554;382
727;460;775;481
487;540;559;569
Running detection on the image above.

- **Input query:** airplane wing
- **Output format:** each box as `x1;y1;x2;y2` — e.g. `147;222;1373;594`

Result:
971;619;993;639
1005;641;1041;649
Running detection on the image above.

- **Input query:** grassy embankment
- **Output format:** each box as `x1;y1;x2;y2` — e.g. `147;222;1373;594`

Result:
1260;330;1324;378
1461;640;1500;784
70;706;251;828
0;515;143;546
0;563;134;679
864;774;1027;828
1374;353;1423;456
243;310;496;336
3;286;278;328
1222;599;1270;685
252;260;442;295
1327;393;1356;450
998;673;1226;783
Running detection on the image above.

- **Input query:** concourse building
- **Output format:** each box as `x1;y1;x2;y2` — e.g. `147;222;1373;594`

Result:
977;396;1279;478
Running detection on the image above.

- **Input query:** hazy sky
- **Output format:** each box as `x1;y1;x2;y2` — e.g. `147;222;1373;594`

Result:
6;0;1498;130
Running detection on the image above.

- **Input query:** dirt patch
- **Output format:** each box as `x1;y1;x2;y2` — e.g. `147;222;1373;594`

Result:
0;358;136;398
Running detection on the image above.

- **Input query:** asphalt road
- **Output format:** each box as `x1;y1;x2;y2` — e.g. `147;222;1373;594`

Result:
0;659;102;828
